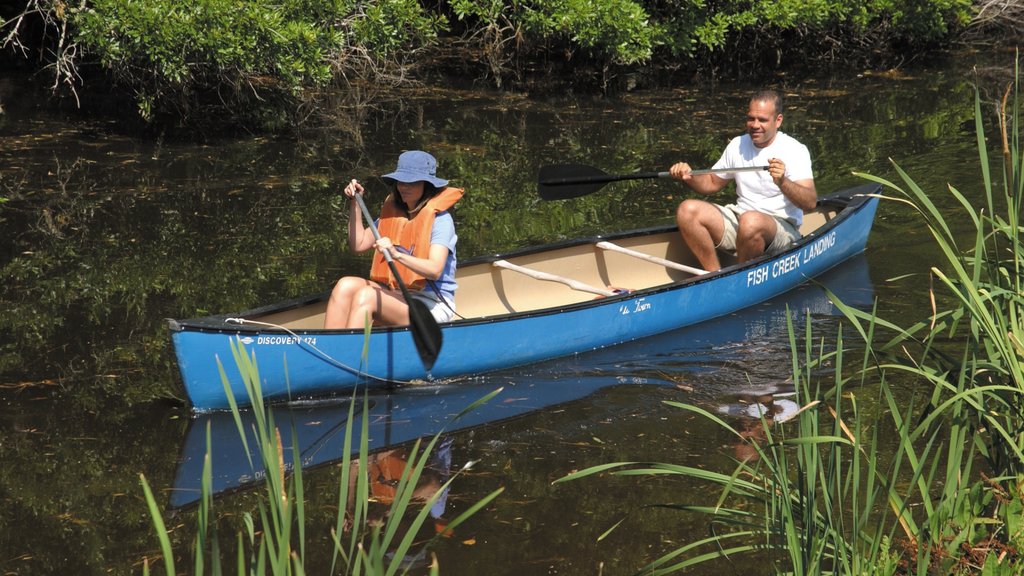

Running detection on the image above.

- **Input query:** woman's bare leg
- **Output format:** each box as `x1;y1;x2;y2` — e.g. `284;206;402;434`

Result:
345;284;410;329
324;276;373;329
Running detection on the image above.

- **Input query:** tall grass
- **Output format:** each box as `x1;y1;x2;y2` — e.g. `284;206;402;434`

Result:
139;336;503;575
558;56;1024;574
852;59;1023;481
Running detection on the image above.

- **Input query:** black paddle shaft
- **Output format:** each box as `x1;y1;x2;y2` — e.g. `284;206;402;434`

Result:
537;163;768;201
353;193;442;371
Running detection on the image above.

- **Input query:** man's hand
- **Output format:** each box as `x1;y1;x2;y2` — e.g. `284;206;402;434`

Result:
670;161;727;195
669;162;693;181
769;157;817;211
768;158;786;187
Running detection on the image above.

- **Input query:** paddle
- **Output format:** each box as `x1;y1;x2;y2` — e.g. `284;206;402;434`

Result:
353;193;443;372
537;163;769;200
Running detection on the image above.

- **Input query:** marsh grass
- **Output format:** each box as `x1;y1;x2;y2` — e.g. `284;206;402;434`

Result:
558;57;1024;575
139;335;502;575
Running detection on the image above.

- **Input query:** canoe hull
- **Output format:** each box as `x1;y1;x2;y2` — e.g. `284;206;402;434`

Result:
170;186;880;411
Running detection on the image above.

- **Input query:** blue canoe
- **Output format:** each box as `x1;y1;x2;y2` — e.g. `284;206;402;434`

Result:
168;184;880;411
169;254;876;508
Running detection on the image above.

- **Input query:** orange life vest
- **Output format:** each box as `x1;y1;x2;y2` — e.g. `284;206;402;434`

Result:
369;186;463;291
369;449;411;503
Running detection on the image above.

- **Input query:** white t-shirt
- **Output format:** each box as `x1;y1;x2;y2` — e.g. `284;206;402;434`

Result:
712;131;814;225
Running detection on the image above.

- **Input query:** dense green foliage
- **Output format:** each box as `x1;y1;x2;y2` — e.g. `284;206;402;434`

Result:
1;0;982;128
69;0;443;125
74;0;333;121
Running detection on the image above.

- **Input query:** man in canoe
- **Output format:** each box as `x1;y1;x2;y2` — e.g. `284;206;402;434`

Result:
669;90;817;272
324;150;462;329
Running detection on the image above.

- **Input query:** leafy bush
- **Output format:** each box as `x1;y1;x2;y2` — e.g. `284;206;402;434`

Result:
70;0;443;124
2;0;980;127
447;0;974;88
349;0;445;58
73;0;331;122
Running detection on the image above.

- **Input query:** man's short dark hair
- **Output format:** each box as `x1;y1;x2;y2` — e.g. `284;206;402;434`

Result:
752;90;783;116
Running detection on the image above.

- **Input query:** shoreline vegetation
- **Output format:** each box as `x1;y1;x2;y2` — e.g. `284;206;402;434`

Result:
1;0;1021;133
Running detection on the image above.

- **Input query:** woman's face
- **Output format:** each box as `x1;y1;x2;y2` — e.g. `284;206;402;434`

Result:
397;181;425;207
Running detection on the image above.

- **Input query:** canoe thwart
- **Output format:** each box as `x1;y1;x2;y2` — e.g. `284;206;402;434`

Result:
492;259;619;297
595;241;708;276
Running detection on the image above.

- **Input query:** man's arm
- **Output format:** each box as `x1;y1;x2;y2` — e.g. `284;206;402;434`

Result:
669;162;730;195
768;158;816;212
779;177;817;212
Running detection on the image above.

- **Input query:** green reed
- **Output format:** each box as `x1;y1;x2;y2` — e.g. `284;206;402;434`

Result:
558;57;1024;575
139;334;502;575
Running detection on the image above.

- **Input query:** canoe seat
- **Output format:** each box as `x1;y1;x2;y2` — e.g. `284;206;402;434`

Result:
800;210;834;235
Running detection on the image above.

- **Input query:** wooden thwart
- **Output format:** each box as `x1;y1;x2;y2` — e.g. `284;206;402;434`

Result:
492;260;618;297
595;241;707;276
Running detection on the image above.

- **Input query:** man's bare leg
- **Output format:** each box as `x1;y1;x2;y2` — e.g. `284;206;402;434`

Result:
676;199;726;272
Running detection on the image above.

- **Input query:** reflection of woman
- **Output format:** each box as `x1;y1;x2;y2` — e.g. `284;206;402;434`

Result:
348;436;454;536
324;150;463;329
369;437;452;523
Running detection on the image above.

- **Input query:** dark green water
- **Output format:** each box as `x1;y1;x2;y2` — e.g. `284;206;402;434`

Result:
0;50;1017;574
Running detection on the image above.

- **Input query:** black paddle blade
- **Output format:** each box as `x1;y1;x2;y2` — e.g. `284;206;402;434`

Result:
537;164;669;200
537;164;610;200
408;298;442;371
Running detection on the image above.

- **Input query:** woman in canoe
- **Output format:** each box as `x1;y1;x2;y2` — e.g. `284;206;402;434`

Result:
324;150;463;329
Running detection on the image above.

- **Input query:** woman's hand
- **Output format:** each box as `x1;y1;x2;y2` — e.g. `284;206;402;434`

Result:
345;178;373;252
344;179;364;198
375;236;398;259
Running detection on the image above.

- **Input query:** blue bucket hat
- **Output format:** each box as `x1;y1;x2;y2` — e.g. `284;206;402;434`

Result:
381;150;449;187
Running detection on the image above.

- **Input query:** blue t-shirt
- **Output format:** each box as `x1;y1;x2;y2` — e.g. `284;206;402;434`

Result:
429;212;458;301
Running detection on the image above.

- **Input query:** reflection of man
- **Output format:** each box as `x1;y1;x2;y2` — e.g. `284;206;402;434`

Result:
718;392;799;462
670;90;817;271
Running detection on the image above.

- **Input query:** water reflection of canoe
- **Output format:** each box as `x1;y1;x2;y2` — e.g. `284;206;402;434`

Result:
168;185;880;411
169;254;875;509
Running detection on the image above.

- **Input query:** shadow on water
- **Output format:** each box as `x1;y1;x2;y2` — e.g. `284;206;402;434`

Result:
170;254;873;509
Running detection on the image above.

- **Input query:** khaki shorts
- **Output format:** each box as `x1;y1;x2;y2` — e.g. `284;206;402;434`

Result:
409;292;456;323
715;204;801;255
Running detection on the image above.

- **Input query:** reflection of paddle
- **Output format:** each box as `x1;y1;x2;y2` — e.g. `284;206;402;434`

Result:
354;194;442;371
537;163;768;200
